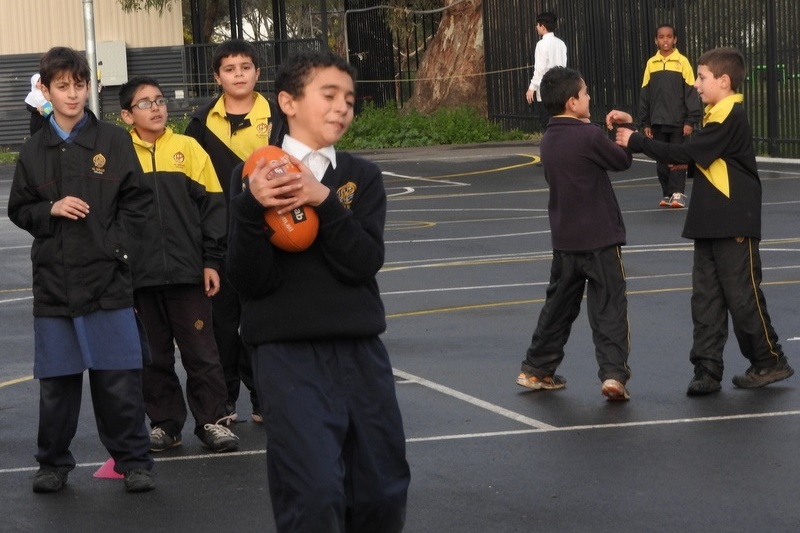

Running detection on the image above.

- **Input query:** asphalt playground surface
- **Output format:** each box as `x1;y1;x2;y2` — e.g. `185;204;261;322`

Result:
2;139;800;532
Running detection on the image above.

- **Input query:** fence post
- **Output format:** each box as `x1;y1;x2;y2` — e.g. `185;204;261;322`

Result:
766;0;779;157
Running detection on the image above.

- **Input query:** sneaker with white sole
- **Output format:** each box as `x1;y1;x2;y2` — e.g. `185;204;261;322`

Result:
601;379;630;401
516;372;566;390
149;427;182;452
669;192;687;208
200;416;240;452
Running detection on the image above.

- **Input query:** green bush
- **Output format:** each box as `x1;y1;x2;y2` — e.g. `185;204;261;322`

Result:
0;104;527;163
337;103;528;150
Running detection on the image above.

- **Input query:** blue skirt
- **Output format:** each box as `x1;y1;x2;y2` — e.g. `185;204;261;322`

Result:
33;308;145;378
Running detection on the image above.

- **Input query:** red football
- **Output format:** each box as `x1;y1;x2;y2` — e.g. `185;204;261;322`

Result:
242;146;318;252
243;145;299;178
264;205;319;252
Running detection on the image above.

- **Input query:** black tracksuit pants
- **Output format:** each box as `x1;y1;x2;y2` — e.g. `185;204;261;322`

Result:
522;246;631;383
135;285;229;437
652;125;687;197
689;237;784;379
36;369;153;474
212;262;259;412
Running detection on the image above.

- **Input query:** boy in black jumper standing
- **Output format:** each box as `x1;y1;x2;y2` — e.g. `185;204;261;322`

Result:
607;47;793;396
226;50;410;532
516;66;633;401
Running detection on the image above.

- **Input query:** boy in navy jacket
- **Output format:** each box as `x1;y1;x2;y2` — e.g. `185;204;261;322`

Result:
9;47;154;493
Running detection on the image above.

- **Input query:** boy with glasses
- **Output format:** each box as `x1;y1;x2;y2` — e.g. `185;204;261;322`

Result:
120;76;239;452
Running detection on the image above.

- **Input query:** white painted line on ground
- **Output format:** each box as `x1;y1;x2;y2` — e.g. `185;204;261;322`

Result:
393;368;556;430
406;410;800;443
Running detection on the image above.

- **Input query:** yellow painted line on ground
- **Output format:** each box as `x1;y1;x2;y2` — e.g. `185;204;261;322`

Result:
423;154;541;179
386;280;800;319
0;288;31;294
0;375;33;388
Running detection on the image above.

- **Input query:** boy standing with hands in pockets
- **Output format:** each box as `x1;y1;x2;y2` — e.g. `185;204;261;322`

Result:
607;47;793;396
226;50;410;532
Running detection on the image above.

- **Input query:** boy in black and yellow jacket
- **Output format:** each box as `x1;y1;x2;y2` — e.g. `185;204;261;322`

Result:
639;24;702;208
120;77;239;453
185;39;286;422
609;47;793;396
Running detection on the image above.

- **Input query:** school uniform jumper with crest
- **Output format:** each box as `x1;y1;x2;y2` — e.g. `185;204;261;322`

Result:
226;145;410;533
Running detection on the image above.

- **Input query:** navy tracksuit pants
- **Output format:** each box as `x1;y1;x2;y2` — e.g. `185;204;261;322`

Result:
252;337;410;533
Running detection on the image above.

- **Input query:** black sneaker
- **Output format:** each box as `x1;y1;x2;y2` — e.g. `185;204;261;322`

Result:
123;469;156;493
32;466;70;493
149;427;182;452
686;369;722;396
732;357;794;389
200;416;240;453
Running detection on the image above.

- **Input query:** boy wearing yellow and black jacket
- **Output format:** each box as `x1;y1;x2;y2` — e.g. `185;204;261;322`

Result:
639;24;702;208
184;40;286;423
609;47;793;396
120;77;240;454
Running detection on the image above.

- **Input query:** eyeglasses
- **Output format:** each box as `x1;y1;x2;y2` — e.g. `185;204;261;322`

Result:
131;97;168;110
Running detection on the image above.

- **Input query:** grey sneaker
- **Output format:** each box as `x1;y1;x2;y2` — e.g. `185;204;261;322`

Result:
200;416;240;453
123;469;156;493
32;466;70;493
687;369;722;396
149;427;182;452
732;357;794;389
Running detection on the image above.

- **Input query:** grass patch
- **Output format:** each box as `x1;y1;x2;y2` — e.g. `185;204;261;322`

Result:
338;103;529;150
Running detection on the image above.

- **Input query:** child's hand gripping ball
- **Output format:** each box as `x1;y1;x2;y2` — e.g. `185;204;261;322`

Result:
243;145;319;252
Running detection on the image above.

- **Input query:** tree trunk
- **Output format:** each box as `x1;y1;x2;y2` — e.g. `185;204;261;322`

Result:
407;0;485;116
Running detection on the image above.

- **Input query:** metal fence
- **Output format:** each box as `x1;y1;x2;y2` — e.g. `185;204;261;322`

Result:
344;0;442;110
483;0;800;157
2;1;799;156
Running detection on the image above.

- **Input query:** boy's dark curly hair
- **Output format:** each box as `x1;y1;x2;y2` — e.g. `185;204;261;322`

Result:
275;50;357;98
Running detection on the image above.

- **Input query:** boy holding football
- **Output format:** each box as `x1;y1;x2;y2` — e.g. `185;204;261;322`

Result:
226;50;410;532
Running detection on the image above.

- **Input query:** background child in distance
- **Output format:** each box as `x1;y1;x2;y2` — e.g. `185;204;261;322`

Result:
119;76;239;453
638;23;702;208
607;47;793;396
516;66;633;402
8;46;154;494
226;50;410;532
185;39;286;423
524;11;568;132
